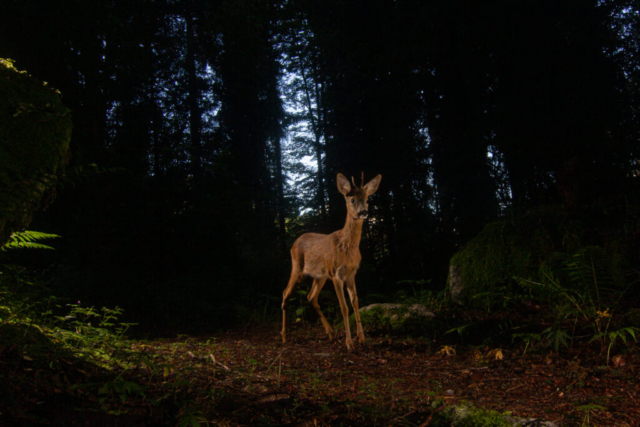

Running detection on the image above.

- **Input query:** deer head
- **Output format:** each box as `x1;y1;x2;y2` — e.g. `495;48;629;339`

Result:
337;172;382;220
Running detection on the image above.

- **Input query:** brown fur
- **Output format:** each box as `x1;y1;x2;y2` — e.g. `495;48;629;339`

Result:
281;173;382;350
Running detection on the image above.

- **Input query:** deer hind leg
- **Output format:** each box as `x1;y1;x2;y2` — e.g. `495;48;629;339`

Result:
307;277;334;340
346;277;365;344
281;268;303;344
333;278;355;351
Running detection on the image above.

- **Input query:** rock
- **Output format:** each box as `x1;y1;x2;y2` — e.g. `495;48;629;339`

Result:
357;303;435;330
448;264;464;303
359;303;435;320
441;403;558;427
0;59;72;247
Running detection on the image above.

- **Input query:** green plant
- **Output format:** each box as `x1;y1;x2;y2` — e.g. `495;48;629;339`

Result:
518;271;589;324
394;283;449;311
0;266;53;326
0;234;61;332
1;264;137;362
543;326;571;352
445;322;476;340
432;403;512;427
177;401;209;427
98;371;148;407
590;326;638;366
247;357;260;384
512;332;542;355
1;230;60;251
160;371;194;405
294;288;309;322
576;403;605;426
58;303;134;338
516;244;637;356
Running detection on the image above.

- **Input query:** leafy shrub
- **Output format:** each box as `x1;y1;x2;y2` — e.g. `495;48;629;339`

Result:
0;262;138;369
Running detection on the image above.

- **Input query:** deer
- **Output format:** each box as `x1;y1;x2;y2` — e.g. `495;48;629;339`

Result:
281;172;382;351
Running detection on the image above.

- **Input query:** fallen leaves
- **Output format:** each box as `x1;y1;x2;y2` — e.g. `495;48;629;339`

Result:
2;321;639;426
488;348;504;361
611;354;626;368
438;345;456;356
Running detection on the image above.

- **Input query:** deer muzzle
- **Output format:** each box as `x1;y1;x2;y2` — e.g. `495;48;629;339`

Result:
358;210;369;219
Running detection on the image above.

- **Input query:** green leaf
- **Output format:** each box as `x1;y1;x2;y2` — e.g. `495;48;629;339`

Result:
1;230;60;251
625;327;638;341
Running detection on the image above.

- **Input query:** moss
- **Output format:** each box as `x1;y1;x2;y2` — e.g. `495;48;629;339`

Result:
0;58;72;245
355;304;393;330
350;303;435;335
448;205;639;306
431;403;512;426
449;207;566;299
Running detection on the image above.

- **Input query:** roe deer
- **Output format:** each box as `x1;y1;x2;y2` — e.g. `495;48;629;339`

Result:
281;172;382;350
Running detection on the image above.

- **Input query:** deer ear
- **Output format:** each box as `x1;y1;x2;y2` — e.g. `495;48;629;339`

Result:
337;173;351;195
363;174;382;196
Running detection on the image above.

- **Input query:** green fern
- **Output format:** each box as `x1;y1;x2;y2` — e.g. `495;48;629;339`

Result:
562;247;618;305
523;246;624;309
1;230;60;251
591;326;639;365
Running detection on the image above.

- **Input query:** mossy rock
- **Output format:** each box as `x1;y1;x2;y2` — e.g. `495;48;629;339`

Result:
354;303;435;331
432;403;557;427
448;205;638;306
0;58;72;246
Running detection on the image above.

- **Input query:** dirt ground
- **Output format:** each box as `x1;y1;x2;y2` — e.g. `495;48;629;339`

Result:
3;321;639;426
145;322;639;426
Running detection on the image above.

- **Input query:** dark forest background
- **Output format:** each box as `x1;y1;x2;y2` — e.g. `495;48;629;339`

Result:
2;0;640;336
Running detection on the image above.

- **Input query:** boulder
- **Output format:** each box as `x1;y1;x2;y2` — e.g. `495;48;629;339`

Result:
358;303;435;330
438;403;558;427
446;205;635;307
0;58;72;246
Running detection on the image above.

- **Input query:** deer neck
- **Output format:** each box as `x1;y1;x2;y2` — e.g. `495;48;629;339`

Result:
339;215;363;252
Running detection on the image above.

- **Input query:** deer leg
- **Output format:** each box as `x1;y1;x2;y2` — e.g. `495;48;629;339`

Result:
281;272;302;344
346;277;365;344
333;278;354;351
307;277;334;340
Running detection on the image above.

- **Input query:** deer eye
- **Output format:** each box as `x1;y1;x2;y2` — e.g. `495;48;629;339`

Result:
350;198;355;204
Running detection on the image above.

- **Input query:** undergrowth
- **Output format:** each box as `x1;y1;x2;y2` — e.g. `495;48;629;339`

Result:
2;229;639;425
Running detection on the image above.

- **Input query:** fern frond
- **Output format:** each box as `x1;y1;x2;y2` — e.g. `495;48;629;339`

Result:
550;246;620;307
1;230;60;251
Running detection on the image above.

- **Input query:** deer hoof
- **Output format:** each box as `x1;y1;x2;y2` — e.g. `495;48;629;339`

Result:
346;341;355;351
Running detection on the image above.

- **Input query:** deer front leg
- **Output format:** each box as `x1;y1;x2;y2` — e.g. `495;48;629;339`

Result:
308;278;334;340
346;277;365;344
333;278;354;351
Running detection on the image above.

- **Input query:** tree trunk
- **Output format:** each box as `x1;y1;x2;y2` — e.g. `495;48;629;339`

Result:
185;7;203;179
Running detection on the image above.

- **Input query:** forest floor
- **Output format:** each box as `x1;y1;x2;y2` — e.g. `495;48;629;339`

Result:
3;321;639;426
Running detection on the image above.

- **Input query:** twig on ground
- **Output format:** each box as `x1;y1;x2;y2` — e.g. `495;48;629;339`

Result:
267;347;286;369
209;353;231;371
